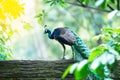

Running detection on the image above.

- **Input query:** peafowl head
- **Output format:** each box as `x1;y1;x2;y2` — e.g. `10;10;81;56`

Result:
44;28;51;34
44;25;51;34
44;28;53;39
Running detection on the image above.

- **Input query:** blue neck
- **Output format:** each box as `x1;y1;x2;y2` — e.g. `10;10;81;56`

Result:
47;30;53;39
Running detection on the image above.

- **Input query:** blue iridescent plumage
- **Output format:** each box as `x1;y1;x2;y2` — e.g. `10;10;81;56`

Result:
44;27;90;61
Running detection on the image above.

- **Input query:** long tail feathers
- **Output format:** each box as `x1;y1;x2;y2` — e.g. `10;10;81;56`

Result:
71;33;99;79
72;34;90;61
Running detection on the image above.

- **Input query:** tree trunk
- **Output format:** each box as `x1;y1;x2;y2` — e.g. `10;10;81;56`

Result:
0;60;120;80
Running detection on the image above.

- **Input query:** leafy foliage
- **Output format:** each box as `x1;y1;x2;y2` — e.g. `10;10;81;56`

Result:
90;62;104;79
35;10;46;24
63;27;119;79
0;0;24;60
45;0;120;12
101;27;120;54
62;64;72;79
74;60;89;80
0;23;13;60
89;44;107;62
44;0;120;79
88;27;120;79
45;0;66;6
62;60;89;80
22;22;33;31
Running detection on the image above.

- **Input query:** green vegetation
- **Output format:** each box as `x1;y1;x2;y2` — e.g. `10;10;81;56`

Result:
0;0;120;79
43;0;120;79
0;0;24;60
62;27;119;79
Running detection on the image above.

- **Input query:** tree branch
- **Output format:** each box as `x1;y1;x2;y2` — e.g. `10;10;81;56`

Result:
0;60;120;79
0;60;75;79
107;4;114;11
65;1;112;13
117;0;120;10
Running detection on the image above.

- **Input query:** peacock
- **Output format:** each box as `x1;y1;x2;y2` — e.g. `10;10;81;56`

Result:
44;27;90;61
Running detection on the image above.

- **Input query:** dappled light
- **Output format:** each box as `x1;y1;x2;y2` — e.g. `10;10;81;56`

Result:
0;0;120;61
0;0;120;79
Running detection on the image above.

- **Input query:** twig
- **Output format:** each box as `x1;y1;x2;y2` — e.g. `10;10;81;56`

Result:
65;1;112;13
107;4;114;11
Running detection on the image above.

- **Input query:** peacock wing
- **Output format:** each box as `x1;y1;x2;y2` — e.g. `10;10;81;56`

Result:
59;28;76;45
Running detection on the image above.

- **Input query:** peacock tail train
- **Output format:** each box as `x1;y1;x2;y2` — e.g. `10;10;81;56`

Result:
71;32;98;80
67;29;98;80
71;31;91;61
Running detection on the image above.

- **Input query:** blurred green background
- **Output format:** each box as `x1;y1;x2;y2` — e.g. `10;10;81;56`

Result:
0;0;120;60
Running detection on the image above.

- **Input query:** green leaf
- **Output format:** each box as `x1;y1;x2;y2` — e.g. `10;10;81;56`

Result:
110;0;115;3
79;0;89;4
62;65;72;79
59;0;66;7
97;52;115;65
95;0;104;7
101;0;108;10
0;53;7;60
34;13;43;18
45;0;52;3
70;63;79;74
92;34;101;41
79;0;84;3
50;1;57;6
84;0;89;4
74;60;89;80
107;10;118;20
38;17;42;24
90;51;116;78
89;44;107;62
113;42;120;54
62;63;79;79
115;27;120;33
90;59;104;78
23;22;33;31
102;27;114;34
90;62;104;79
95;0;108;10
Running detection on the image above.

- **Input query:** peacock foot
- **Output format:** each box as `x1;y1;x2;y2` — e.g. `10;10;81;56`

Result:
69;57;74;60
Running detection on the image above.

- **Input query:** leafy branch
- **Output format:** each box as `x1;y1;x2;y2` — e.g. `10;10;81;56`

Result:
45;0;120;13
44;0;120;79
65;1;111;13
62;27;120;80
0;0;24;60
107;4;114;11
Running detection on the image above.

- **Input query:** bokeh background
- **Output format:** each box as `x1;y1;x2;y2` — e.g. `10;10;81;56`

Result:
0;0;120;60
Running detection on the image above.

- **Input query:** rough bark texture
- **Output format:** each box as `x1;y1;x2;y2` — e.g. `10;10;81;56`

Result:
0;60;75;80
0;60;120;80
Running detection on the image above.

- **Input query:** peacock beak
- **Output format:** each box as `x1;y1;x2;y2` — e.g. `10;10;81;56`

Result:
44;29;47;34
44;25;47;34
44;30;46;34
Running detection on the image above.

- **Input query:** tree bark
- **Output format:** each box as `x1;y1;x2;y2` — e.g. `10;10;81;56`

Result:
0;60;75;80
0;60;120;80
